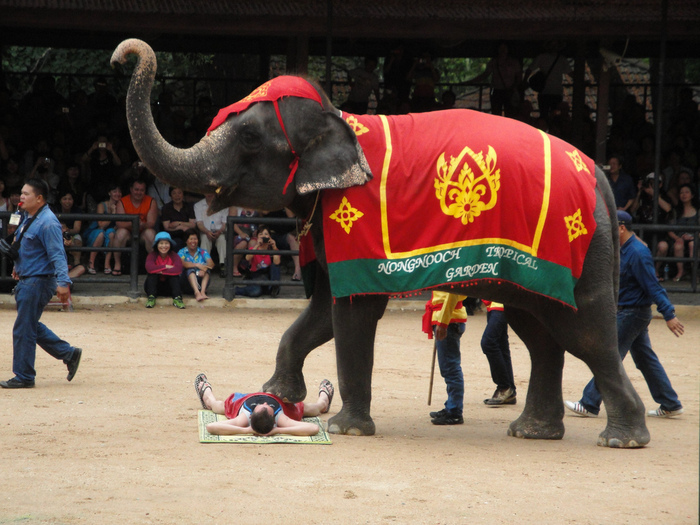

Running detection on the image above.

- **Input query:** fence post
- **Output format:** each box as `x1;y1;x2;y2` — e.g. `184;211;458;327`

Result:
223;218;236;301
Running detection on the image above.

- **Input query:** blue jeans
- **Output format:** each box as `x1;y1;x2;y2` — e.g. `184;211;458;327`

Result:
580;306;682;415
481;310;515;392
13;276;75;382
435;322;465;415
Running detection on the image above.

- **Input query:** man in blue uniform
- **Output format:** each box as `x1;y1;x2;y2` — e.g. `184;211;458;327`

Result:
565;210;685;418
0;179;82;388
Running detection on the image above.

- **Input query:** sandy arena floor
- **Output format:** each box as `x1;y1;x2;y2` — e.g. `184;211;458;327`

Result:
0;303;697;524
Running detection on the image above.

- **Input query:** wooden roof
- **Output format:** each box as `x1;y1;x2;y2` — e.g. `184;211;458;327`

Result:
1;0;699;57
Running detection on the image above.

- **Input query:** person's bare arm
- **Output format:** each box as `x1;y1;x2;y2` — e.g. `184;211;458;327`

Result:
115;201;131;229
144;199;158;230
271;414;320;436
666;317;684;337
205;413;252;435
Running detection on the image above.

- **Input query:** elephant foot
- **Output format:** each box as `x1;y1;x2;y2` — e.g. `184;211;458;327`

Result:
596;424;650;448
327;410;376;436
263;370;306;404
507;413;565;440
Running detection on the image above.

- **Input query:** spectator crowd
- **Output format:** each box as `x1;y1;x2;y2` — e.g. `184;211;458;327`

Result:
0;41;698;296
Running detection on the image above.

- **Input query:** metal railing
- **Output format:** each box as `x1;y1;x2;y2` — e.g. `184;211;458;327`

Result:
223;216;303;302
0;212;142;298
635;223;699;293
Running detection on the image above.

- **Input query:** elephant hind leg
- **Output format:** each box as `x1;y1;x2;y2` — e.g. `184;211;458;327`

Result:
504;307;566;440
560;314;649;448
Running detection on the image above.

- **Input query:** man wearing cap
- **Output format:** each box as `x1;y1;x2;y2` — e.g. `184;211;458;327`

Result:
565;210;685;419
0;179;82;389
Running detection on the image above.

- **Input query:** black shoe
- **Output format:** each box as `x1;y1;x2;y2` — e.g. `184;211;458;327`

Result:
219;264;226;278
429;408;449;419
484;387;517;406
0;376;35;389
66;347;82;382
431;411;464;425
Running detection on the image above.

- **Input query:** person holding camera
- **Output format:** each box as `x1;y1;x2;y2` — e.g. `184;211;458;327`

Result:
0;178;82;389
235;225;281;298
30;155;60;205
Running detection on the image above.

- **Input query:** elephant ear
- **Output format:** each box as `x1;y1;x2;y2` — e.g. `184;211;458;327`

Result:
295;111;373;195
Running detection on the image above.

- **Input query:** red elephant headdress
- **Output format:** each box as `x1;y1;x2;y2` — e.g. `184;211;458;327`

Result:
208;76;324;194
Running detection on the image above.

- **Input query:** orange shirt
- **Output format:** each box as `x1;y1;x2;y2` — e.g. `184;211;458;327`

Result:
121;195;153;223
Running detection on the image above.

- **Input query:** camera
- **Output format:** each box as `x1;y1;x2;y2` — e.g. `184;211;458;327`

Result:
0;238;20;261
62;107;70;114
44;157;51;164
98;142;107;149
63;232;73;241
261;236;270;244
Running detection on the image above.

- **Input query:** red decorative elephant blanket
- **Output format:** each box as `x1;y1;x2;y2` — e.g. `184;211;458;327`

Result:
320;110;597;308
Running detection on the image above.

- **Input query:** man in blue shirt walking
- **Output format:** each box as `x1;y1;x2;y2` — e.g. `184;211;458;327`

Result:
0;179;82;389
564;210;685;418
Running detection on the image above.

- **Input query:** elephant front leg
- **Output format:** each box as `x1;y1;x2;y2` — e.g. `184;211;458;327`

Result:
326;295;389;436
263;273;334;403
505;308;566;440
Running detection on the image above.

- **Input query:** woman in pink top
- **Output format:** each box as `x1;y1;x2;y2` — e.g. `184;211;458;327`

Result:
144;231;184;309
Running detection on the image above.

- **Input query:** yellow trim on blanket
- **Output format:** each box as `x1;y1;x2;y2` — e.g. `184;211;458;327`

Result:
378;124;553;259
379;114;394;256
532;129;552;256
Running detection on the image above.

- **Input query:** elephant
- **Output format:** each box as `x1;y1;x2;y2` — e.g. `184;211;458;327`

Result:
111;39;650;448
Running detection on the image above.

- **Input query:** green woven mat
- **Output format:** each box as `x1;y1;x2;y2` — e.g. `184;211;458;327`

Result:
198;410;332;444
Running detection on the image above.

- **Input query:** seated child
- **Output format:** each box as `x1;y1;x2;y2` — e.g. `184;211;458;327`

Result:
144;231;185;309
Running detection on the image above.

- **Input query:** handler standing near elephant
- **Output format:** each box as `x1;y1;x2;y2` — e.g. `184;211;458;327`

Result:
423;291;467;425
565;211;685;418
0;179;82;389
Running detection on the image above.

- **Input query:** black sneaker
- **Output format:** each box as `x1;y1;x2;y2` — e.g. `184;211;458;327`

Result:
66;347;82;381
431;411;464;425
0;376;35;389
429;408;449;419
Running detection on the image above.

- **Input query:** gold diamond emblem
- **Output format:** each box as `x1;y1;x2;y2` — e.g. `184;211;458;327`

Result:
566;149;590;174
330;197;364;234
565;208;588;242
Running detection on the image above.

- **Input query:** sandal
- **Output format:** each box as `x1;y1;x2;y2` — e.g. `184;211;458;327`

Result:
318;379;334;414
194;373;212;409
112;268;122;276
104;267;112;275
291;272;301;282
87;265;96;275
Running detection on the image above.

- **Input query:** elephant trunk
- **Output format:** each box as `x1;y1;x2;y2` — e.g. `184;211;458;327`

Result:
110;39;222;194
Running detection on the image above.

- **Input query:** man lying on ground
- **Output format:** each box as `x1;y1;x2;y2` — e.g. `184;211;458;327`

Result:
194;373;334;436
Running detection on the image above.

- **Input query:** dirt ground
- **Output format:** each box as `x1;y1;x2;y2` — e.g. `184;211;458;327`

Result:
0;301;697;524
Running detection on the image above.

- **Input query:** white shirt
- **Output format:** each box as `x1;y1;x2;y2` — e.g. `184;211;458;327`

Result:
194;198;228;232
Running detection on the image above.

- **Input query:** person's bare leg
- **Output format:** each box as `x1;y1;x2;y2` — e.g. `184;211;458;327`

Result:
113;228;130;273
303;389;330;417
142;229;156;253
188;273;205;301
199;385;225;414
673;239;685;279
200;273;211;299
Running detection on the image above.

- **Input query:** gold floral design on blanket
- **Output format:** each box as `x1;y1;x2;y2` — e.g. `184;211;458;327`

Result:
434;145;500;225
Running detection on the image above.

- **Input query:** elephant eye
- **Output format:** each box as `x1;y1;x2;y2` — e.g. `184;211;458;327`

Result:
239;127;262;150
